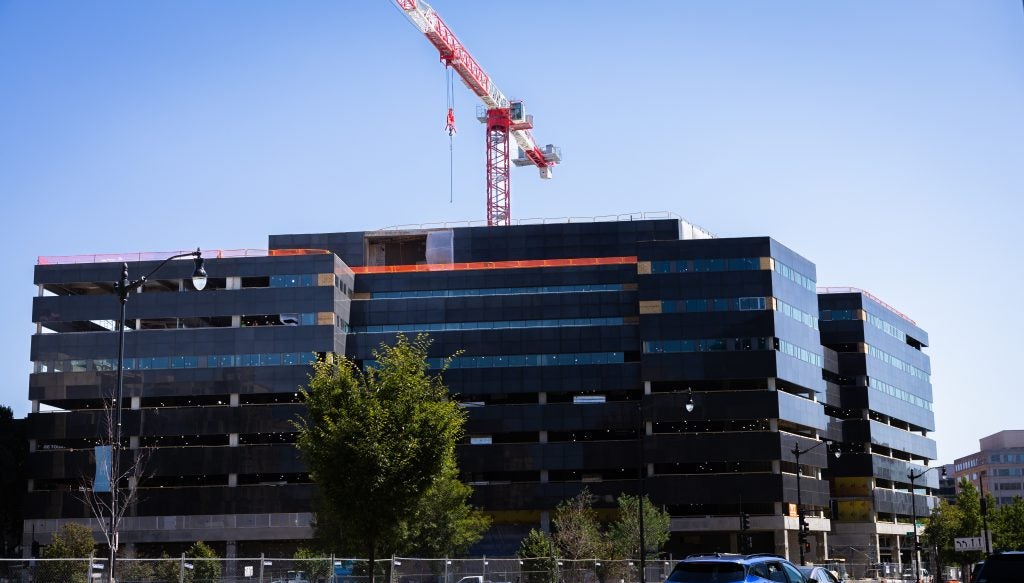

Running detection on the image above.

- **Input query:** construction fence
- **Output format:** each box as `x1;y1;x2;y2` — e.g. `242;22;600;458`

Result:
0;557;942;583
0;556;679;583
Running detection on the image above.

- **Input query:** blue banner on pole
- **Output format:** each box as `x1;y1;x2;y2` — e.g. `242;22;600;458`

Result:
94;445;111;493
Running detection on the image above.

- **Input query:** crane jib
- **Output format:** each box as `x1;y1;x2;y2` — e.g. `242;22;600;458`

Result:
392;0;558;225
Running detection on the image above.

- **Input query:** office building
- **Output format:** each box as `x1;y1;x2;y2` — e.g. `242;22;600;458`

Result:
24;216;930;563
953;430;1024;505
818;290;937;571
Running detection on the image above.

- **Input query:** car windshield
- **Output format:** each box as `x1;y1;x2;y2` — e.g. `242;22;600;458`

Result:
667;563;746;583
979;555;1024;583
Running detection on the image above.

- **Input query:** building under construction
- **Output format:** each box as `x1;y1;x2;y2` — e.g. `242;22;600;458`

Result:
25;214;937;569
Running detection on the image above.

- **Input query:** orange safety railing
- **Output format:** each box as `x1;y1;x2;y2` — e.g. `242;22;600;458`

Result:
38;248;331;265
817;286;917;325
351;256;637;274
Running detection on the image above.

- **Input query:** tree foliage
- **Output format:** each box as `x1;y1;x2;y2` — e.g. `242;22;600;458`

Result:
924;480;989;574
607;494;671;560
397;465;491;557
185;540;221;583
518;529;560;583
991;496;1024;551
553;488;609;560
294;547;332;582
152;552;182;583
296;334;473;578
34;522;94;583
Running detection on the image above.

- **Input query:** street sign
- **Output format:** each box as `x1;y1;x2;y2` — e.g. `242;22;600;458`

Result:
954;537;984;551
244;565;254;577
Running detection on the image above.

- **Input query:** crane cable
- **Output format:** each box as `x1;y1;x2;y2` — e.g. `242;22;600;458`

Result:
445;66;457;203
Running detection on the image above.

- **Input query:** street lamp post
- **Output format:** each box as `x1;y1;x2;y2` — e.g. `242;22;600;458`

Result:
908;466;947;583
792;439;839;566
979;471;991;556
107;249;206;583
638;388;694;583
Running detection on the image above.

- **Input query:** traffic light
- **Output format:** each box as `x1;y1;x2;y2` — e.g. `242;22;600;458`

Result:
798;516;810;546
741;512;751;531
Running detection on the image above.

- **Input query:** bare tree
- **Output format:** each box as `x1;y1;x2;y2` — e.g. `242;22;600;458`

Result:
74;395;151;568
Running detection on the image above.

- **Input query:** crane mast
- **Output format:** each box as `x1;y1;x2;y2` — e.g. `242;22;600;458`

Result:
392;0;561;226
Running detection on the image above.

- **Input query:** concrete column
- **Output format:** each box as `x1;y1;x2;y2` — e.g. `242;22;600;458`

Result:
225;540;238;579
129;436;139;450
229;433;239;447
28;439;36;453
643;380;651;395
767;378;777;391
776;528;791;562
540;511;551;533
538;392;547;404
31;401;39;414
895;534;903;572
228;474;238;487
232;315;241;327
539;430;548;443
230;393;239;407
540;470;549;483
131;396;141;410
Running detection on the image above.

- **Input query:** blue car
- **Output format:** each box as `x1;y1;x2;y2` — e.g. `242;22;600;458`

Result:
666;554;808;583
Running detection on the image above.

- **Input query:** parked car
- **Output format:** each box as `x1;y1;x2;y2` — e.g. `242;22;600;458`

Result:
972;552;1024;583
666;553;807;583
798;565;842;583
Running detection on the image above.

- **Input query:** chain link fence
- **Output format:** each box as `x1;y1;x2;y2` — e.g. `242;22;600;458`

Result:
0;556;678;583
4;556;949;583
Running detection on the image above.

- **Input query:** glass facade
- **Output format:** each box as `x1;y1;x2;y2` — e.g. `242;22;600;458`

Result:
25;219;932;562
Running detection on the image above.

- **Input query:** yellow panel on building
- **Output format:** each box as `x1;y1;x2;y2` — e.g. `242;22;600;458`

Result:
639;300;662;315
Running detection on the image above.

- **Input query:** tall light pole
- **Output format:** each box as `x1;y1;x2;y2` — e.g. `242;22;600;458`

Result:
792;439;839;566
108;249;206;583
908;466;947;583
638;388;694;583
979;471;991;556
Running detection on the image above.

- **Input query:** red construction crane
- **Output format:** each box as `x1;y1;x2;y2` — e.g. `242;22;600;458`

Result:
392;0;562;226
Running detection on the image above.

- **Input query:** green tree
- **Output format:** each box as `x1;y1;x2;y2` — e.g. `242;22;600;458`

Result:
553;488;609;560
397;464;491;556
34;522;94;583
119;558;155;582
185;541;221;583
296;334;466;581
294;547;332;583
991;496;1024;551
152;552;182;583
518;529;560;583
924;479;987;576
607;494;671;560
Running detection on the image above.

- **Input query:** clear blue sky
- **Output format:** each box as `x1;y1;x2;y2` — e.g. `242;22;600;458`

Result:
1;1;1021;463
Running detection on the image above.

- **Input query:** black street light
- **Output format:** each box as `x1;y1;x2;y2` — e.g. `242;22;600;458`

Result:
638;388;694;583
107;249;206;583
908;465;947;583
792;439;839;566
